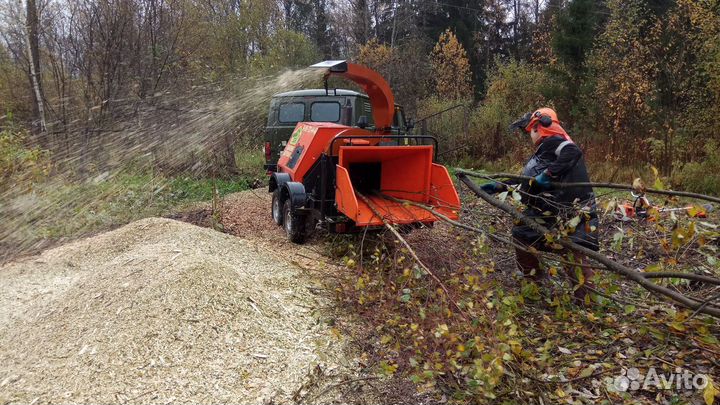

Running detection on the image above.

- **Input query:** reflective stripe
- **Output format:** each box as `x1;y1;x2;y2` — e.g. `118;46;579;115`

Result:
555;140;574;156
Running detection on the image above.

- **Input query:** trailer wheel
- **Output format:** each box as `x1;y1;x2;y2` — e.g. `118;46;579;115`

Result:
282;199;306;244
271;190;283;226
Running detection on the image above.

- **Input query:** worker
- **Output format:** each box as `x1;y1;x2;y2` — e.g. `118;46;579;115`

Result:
481;108;599;303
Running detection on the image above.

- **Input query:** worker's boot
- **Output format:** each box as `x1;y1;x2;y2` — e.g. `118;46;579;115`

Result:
515;247;545;281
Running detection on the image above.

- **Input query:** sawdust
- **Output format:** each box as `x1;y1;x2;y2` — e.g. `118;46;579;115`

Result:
219;188;286;241
0;217;354;404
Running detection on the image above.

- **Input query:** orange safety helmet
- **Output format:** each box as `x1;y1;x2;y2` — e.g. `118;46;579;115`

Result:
509;107;572;145
524;108;559;132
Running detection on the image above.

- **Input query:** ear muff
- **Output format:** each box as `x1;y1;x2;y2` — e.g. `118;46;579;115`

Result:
512;110;556;133
532;110;553;128
538;115;553;127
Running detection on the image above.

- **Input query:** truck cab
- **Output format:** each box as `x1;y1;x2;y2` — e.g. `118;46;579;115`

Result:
264;89;407;171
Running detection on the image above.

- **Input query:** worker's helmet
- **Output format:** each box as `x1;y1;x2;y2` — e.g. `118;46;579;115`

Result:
509;107;558;133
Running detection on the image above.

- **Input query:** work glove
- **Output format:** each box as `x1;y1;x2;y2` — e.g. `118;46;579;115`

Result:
533;171;551;188
480;182;502;194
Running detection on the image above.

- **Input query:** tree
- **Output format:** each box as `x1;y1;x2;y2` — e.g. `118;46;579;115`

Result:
430;29;473;101
418;0;490;96
349;0;371;45
24;0;45;134
542;0;607;128
282;0;333;58
250;29;319;74
585;0;658;160
667;0;720;171
551;0;607;75
358;38;395;74
313;0;331;57
357;37;430;113
283;0;314;34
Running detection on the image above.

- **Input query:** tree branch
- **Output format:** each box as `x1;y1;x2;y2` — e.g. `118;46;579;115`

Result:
457;173;720;318
456;169;720;205
642;272;720;285
378;193;652;310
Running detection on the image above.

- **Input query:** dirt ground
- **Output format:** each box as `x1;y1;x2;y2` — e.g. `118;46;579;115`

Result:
0;189;412;405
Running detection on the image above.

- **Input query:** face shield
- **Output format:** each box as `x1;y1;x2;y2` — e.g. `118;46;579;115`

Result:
509;111;554;134
509;112;533;134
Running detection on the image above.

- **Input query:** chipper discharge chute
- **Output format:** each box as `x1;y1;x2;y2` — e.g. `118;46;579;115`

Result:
267;60;461;243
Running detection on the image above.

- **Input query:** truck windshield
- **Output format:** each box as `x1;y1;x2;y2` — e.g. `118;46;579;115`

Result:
311;102;340;122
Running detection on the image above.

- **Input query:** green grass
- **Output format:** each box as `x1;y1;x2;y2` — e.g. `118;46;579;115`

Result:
7;173;250;242
167;176;252;202
1;147;266;258
235;147;266;179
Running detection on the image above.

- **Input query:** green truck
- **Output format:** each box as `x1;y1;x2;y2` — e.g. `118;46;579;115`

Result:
263;89;409;171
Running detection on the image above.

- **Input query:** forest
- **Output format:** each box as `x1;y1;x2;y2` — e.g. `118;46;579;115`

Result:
1;0;718;190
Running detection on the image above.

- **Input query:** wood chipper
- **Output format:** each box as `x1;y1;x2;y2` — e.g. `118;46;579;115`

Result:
268;60;461;243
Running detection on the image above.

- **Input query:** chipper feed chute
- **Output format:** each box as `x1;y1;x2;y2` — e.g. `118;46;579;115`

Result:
335;145;460;226
268;60;461;243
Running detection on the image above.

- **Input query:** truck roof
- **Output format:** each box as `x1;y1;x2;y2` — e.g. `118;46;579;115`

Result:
272;89;367;98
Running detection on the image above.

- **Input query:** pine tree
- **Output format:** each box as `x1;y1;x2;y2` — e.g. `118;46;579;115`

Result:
552;0;607;74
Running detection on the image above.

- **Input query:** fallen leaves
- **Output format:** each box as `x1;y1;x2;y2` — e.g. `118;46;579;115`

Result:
705;377;719;405
331;189;720;405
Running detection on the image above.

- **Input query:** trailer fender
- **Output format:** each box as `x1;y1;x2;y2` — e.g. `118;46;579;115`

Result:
269;172;291;192
281;182;307;210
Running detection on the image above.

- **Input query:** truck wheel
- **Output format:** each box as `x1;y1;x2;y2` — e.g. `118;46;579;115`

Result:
283;199;306;244
271;190;283;226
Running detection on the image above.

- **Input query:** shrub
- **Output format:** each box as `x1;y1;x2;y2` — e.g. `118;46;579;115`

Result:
249;29;319;75
416;60;548;166
416;97;473;163
0;128;49;188
673;140;720;195
471;60;549;162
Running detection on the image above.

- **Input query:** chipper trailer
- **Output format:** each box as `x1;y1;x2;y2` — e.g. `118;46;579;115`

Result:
268;60;461;243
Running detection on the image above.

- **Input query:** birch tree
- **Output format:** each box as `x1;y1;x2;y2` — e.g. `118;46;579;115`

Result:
25;0;45;134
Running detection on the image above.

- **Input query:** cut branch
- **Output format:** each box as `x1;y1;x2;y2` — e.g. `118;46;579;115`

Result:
378;193;540;254
379;193;652;309
456;169;720;205
355;192;466;319
688;290;720;321
642;272;720;286
380;193;619;272
457;173;720;318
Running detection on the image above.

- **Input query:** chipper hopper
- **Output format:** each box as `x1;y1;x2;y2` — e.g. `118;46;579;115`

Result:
268;60;461;243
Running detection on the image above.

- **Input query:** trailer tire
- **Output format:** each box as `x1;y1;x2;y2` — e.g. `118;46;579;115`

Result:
268;172;291;193
283;199;306;244
271;190;284;226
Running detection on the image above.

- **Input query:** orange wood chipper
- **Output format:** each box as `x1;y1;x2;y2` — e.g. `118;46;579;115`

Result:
268;60;461;243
